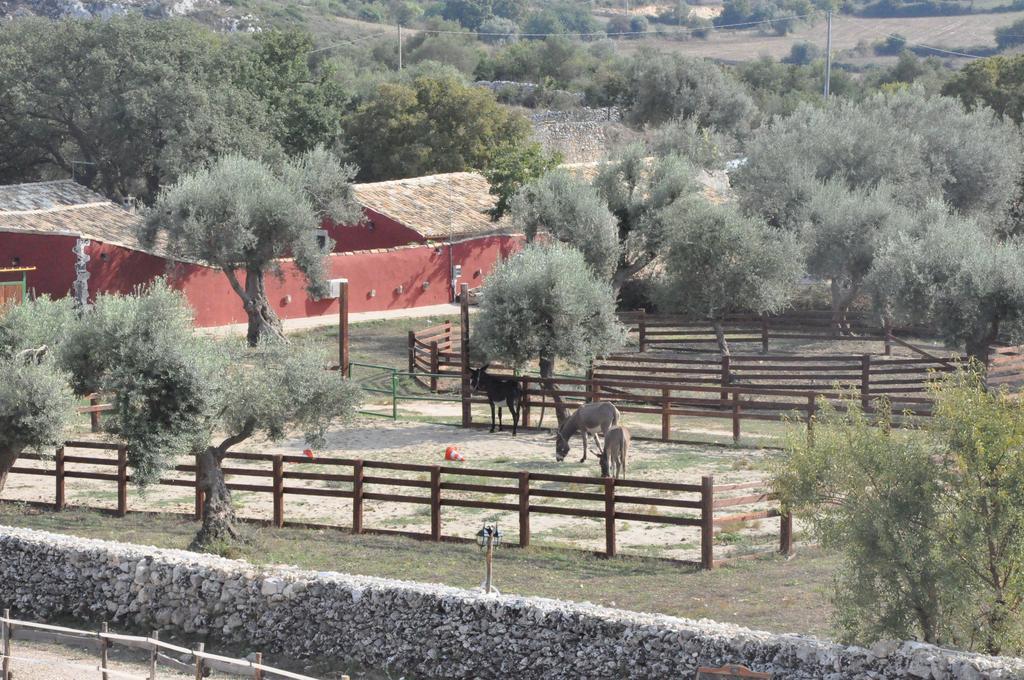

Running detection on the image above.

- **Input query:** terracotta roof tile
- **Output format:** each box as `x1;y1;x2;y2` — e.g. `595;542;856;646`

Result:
352;172;504;240
0;180;167;257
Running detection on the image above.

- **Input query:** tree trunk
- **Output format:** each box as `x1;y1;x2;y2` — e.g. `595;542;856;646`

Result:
243;269;285;347
965;318;1000;366
539;354;567;425
0;445;25;496
713;320;730;357
189;448;239;551
830;279;860;337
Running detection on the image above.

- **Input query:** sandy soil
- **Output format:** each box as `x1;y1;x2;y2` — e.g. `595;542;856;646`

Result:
3;419;780;562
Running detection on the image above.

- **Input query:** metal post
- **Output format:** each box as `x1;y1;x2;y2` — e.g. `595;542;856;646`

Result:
604;477;616;557
823;10;832;98
397;24;403;70
253;652;263;680
55;445;65;511
116;446;128;517
352;460;364;534
272;455;284;528
484;534;494;593
430;466;441;541
391;371;398;420
2;608;11;680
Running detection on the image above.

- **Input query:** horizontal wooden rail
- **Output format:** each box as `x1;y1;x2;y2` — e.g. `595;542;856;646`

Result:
8;446;790;570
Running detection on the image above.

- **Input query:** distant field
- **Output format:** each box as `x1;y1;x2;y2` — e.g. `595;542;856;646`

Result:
614;11;1024;62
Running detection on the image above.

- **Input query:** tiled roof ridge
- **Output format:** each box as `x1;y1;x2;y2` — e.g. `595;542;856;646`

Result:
1;201;113;216
354;171;483;189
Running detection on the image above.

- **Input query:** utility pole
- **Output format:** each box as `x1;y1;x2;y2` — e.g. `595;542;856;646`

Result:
397;24;403;70
823;10;832;98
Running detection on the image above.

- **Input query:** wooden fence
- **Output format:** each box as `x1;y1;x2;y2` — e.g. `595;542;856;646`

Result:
0;610;329;680
987;344;1024;393
8;441;790;570
618;309;905;353
408;321;462;386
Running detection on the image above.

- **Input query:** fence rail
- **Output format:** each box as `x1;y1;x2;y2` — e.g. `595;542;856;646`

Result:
0;609;329;680
8;441;789;570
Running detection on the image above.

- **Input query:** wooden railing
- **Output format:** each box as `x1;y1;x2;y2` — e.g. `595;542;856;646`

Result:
8;442;790;570
408;321;462;387
618;309;906;353
0;610;330;680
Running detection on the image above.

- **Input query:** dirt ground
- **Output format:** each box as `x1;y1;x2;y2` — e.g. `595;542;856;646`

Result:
3;419;781;562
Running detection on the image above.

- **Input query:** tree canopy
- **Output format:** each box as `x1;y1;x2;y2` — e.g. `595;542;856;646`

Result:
868;214;1024;361
474;242;624;421
343;75;534;182
654;200;803;353
142;148;361;345
735;88;1021;231
0;18;348;203
774;370;1024;654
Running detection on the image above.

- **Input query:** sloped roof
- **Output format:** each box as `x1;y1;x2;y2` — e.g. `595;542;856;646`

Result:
352;172;503;240
0;180;165;256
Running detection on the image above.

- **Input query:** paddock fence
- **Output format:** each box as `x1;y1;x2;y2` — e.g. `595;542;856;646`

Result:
0;610;329;680
6;441;790;570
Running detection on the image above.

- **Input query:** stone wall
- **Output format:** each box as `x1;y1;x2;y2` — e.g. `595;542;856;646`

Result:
1;526;1022;680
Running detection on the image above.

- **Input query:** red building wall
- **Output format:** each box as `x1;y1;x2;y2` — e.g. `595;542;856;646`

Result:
0;231;522;327
324;209;427;253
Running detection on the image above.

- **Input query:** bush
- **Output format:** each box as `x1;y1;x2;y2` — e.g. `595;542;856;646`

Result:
874;33;907;55
995;18;1024;50
774;370;1024;654
784;41;822;64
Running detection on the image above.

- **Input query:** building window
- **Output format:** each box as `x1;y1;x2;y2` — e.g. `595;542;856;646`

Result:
315;229;329;252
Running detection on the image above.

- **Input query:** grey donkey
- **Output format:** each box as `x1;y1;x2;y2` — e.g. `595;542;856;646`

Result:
554;401;621;464
601;425;630;479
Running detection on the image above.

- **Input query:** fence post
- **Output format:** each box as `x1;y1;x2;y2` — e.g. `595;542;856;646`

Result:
586;365;596;401
720;355;731;407
780;511;793;557
460;283;471;429
604;477;616;558
253;652;263;680
55;445;65;511
194;642;204;680
701;476;714;570
518;471;530;548
338;279;350;377
194;459;204;522
861;354;871;410
430;341;439;392
272;455;284;528
407;330;416;374
430;466;441;541
661;387;671;442
638;308;647;353
352;460;364;535
116;446;128;517
2;608;11;680
761;314;769;354
90;394;101;433
149;631;159;680
731;391;740;444
883;319;893;356
100;621;109;680
806;393;817;445
521;377;531;429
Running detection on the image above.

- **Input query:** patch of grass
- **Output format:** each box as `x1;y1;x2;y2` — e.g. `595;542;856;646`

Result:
0;503;839;638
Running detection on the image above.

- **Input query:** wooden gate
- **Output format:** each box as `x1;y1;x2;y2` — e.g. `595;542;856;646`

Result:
0;267;34;312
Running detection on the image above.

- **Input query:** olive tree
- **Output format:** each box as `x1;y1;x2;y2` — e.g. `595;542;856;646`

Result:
0;297;78;494
868;216;1024;362
735;88;1021;231
801;180;912;333
2;282;361;551
510;169;621;280
510;147;700;294
474;242;625;422
592;147;699;292
654;200;804;355
0;358;75;494
774;370;1024;654
142;147;361;345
